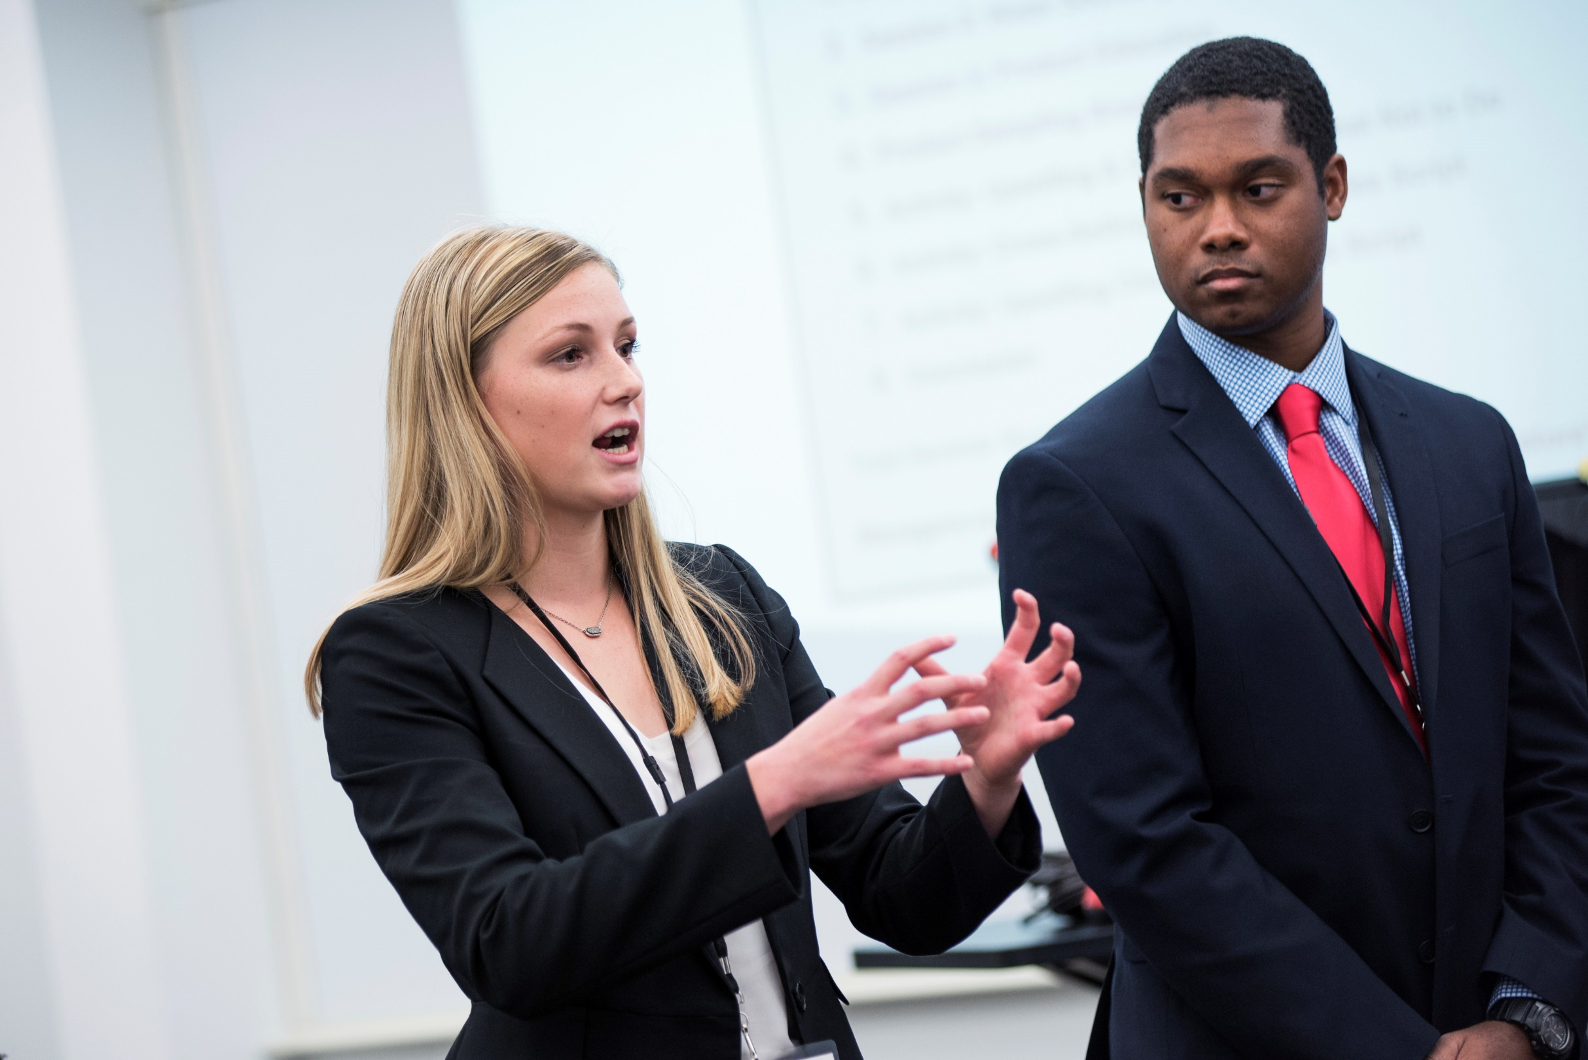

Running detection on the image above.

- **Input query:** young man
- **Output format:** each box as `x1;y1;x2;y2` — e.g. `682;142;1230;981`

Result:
998;38;1588;1060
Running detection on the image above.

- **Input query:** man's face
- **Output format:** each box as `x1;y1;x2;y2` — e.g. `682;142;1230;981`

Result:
1141;97;1346;337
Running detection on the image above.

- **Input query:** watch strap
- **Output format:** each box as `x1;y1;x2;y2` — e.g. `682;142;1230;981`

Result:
1493;997;1577;1060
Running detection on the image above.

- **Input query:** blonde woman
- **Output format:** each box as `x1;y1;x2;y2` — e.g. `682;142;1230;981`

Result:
308;227;1081;1060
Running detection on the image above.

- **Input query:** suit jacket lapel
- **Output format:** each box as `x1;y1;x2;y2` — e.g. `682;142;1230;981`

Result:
480;602;659;827
1147;318;1418;745
1345;348;1444;722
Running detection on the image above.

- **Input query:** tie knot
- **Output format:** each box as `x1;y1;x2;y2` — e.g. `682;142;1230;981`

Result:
1275;383;1323;442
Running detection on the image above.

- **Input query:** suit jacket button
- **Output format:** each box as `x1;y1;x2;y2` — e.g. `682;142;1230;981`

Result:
1408;810;1433;834
1418;939;1436;964
794;981;807;1012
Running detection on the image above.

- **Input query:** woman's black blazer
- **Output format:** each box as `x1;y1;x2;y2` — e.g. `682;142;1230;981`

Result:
320;544;1041;1060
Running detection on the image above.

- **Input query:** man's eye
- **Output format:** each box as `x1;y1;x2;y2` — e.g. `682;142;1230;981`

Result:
1166;191;1196;207
1246;183;1280;199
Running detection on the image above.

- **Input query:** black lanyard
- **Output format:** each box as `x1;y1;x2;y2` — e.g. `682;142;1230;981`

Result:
509;583;697;800
1335;420;1421;723
508;582;758;1051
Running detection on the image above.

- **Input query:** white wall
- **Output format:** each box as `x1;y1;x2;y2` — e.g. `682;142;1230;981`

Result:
0;0;170;1056
9;0;489;1053
169;0;486;1033
31;1;284;1055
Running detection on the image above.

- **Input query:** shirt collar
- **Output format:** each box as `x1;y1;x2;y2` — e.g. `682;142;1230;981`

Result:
1176;310;1354;428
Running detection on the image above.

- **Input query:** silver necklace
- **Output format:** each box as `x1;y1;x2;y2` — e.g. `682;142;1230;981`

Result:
532;577;614;638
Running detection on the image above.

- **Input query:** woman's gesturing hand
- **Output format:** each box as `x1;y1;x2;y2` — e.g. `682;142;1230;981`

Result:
914;589;1082;836
745;636;992;834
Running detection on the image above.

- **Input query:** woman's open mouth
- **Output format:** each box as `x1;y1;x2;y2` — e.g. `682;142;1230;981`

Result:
593;426;633;455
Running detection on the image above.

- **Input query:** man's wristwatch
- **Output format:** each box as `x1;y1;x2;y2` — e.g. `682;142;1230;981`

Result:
1492;997;1577;1060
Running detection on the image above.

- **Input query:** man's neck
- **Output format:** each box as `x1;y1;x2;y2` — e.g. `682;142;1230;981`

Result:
1208;292;1328;373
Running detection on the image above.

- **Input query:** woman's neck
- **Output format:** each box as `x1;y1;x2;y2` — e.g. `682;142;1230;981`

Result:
518;507;611;605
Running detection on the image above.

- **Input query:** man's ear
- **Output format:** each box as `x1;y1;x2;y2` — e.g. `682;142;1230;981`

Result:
1138;175;1147;215
1323;154;1348;221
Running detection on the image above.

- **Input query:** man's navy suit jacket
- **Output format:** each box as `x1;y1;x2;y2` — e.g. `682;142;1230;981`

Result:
998;317;1588;1059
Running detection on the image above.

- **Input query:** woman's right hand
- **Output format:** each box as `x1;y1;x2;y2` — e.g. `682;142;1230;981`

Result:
745;636;991;834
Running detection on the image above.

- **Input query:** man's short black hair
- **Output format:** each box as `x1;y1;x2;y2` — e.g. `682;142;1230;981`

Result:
1138;37;1337;188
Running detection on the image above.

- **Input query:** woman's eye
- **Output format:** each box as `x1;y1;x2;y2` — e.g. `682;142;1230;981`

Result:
555;347;582;364
620;340;640;358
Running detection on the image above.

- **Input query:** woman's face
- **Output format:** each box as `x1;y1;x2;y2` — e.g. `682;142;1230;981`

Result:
476;263;645;522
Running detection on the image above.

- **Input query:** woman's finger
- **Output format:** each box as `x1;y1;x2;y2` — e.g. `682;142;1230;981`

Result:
892;705;990;745
886;673;986;716
863;635;957;694
889;753;975;780
1033;713;1076;744
1038;662;1082;713
1002;589;1041;661
911;656;951;680
1030;622;1076;684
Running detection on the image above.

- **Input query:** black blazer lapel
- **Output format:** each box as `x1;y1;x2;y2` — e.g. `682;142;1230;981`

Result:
1345;348;1444;722
704;679;806;853
1147;318;1420;747
480;603;660;827
641;619;786;791
668;645;807;989
706;685;789;773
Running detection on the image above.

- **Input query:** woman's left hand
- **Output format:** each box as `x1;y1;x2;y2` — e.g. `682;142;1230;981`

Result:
914;589;1081;835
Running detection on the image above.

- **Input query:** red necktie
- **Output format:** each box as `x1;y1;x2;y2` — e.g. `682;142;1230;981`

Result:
1274;384;1425;752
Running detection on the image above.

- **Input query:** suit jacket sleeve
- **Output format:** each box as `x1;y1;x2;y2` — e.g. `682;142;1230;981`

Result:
1481;411;1588;1027
712;545;1042;955
998;446;1441;1059
320;600;803;1020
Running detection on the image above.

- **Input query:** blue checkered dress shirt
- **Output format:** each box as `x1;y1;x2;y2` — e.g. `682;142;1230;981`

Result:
1176;311;1540;1014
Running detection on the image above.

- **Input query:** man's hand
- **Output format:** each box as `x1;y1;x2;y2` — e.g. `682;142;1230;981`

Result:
1425;1021;1532;1060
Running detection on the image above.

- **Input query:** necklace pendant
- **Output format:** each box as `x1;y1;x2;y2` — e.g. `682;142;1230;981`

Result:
581;626;603;638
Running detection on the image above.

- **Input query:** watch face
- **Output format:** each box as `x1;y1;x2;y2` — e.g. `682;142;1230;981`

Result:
1539;1011;1572;1052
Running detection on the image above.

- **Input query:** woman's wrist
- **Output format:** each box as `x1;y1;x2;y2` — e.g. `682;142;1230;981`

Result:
745;745;804;835
962;764;1023;838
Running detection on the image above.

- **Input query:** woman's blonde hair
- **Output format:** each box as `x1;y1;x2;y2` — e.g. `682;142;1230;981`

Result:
304;225;755;730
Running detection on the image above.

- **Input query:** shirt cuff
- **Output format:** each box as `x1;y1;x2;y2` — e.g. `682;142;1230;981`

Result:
1490;974;1545;1014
